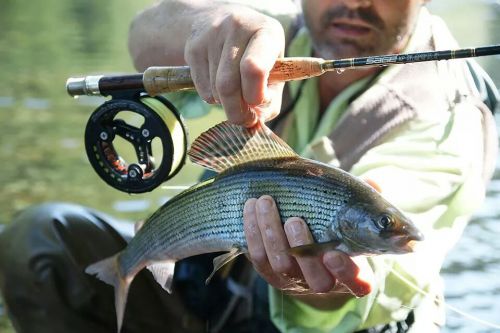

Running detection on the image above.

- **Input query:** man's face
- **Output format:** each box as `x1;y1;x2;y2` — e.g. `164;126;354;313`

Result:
302;0;425;59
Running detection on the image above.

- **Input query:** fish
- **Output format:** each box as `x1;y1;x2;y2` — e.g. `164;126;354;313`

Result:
85;121;423;332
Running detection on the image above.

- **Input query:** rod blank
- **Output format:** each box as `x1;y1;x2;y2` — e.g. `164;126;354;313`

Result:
66;44;500;97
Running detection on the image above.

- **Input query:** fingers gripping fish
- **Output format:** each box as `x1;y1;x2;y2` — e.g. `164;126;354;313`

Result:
85;121;423;332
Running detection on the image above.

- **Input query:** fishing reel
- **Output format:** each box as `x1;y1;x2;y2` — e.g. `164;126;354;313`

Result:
84;93;187;193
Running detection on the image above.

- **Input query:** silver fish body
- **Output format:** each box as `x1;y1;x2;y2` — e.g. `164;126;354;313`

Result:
119;156;420;278
85;121;422;332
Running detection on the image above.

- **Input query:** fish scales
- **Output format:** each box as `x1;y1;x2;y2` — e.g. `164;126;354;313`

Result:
168;172;338;237
170;170;343;240
119;168;353;276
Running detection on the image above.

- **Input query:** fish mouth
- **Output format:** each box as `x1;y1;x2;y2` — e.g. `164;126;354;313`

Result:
407;226;424;242
405;240;419;252
390;232;424;253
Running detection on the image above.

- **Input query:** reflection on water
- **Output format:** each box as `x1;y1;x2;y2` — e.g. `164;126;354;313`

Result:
0;1;499;333
0;0;215;225
440;121;500;333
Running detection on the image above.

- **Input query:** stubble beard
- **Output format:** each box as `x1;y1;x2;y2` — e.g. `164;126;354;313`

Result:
305;5;411;60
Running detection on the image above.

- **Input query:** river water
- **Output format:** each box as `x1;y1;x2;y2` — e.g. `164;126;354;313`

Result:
0;1;499;332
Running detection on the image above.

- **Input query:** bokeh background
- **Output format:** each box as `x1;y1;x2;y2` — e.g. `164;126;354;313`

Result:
0;0;499;332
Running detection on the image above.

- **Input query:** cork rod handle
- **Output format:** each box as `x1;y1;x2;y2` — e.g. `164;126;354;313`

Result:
268;57;326;83
142;57;326;96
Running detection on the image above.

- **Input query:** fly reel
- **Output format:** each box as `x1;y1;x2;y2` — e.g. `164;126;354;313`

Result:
85;95;187;193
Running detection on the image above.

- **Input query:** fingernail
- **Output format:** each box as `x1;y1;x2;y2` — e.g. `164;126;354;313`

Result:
244;198;257;213
286;218;303;237
324;252;346;271
243;113;258;128
257;197;273;213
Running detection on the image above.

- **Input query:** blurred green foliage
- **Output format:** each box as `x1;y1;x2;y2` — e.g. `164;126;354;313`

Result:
0;1;221;330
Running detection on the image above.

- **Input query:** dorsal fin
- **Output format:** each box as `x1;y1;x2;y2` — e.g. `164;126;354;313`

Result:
188;121;297;173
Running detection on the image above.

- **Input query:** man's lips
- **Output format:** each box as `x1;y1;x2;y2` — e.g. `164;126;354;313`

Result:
329;19;374;37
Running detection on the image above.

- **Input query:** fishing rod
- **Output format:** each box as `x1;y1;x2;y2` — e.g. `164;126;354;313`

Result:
66;44;500;194
67;44;500;97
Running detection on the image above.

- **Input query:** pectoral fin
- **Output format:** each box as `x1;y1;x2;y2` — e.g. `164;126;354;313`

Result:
287;240;341;257
205;247;245;285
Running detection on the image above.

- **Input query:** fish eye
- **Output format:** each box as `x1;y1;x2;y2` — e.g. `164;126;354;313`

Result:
375;214;394;230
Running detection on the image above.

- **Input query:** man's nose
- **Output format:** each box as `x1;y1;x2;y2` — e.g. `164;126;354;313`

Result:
341;0;372;9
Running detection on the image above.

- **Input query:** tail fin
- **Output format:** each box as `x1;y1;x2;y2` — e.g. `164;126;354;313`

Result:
86;254;131;333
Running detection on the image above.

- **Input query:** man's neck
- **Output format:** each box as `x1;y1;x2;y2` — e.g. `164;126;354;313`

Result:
318;67;380;114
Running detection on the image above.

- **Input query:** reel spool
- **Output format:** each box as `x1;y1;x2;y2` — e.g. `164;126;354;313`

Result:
85;95;187;193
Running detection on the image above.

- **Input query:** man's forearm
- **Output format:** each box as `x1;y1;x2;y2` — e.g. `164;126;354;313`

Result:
128;0;298;72
128;0;207;71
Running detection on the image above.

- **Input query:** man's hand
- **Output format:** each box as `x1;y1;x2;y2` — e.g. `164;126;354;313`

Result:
184;5;285;127
243;195;373;309
129;1;286;127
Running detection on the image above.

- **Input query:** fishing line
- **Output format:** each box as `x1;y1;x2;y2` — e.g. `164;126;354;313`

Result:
281;290;284;327
386;264;500;330
160;184;192;190
140;96;187;177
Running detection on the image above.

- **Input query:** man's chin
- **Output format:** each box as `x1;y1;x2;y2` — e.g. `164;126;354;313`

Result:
313;35;398;59
316;44;375;60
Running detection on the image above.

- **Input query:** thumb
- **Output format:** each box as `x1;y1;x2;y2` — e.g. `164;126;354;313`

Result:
323;252;374;297
250;82;284;123
364;178;382;193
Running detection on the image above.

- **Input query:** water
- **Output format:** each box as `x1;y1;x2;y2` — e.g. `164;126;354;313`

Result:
0;1;499;333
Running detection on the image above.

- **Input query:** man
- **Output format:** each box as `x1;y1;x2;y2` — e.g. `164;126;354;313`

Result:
0;1;497;332
128;0;497;331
